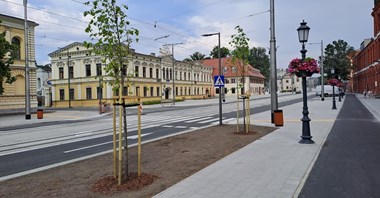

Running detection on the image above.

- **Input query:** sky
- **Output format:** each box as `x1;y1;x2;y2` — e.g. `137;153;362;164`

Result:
0;0;375;69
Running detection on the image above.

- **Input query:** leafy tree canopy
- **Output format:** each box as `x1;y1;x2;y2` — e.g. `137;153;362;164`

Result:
188;51;206;60
323;39;354;80
209;46;230;58
248;47;270;85
0;21;16;94
84;0;139;89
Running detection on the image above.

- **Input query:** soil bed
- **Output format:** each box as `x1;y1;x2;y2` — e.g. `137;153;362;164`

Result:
0;124;276;198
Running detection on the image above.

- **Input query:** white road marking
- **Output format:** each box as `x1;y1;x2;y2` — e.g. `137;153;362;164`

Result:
184;117;213;123
198;117;220;124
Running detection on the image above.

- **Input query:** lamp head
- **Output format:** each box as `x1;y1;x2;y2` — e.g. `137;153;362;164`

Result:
297;20;310;43
202;32;219;37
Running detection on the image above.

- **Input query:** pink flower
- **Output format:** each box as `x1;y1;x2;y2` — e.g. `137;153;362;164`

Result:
287;57;320;75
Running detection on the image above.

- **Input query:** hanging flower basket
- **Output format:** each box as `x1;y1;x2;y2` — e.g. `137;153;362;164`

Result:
287;57;320;77
328;78;340;86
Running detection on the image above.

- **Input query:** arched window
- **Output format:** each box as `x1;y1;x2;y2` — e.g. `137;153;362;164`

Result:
37;78;41;89
11;37;21;59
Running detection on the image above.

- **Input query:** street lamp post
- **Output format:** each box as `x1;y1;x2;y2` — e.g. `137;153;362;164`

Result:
297;20;314;144
67;47;72;108
163;43;182;105
24;0;31;120
338;76;342;102
331;68;337;110
202;32;222;125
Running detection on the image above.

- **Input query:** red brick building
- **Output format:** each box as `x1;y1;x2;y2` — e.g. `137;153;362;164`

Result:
352;1;380;96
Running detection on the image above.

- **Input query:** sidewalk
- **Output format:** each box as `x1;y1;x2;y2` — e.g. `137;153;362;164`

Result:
154;94;380;198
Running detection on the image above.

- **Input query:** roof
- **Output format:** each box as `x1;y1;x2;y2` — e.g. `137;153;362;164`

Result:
202;57;265;79
0;14;38;27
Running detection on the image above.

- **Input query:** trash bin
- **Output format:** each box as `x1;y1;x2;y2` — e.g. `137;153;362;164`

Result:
274;110;283;126
37;109;43;119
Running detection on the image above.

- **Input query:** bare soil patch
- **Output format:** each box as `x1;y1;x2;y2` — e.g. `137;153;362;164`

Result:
0;124;276;198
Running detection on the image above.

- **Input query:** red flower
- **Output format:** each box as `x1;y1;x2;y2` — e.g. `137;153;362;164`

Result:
328;78;340;86
287;57;320;75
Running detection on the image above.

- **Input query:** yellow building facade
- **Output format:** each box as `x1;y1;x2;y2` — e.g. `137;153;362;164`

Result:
49;42;213;107
0;14;38;114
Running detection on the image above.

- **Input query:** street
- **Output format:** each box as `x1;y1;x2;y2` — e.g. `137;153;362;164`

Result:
0;93;312;180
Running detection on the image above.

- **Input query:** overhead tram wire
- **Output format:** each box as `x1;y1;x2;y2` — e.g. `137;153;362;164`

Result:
0;0;89;24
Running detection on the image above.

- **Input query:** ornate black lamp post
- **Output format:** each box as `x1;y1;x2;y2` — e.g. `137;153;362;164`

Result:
297;20;314;144
338;76;342;102
331;68;337;110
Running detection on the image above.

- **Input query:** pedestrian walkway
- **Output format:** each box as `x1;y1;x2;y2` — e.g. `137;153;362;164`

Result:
155;94;380;198
299;94;380;197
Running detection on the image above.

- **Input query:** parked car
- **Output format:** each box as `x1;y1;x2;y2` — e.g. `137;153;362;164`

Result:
315;85;338;97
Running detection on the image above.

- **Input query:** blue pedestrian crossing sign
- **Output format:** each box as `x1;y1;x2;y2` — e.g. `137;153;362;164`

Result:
214;75;225;87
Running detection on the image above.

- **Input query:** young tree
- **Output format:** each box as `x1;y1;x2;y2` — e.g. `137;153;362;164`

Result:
248;47;270;86
84;0;139;184
323;40;354;80
0;22;16;94
209;46;230;58
229;26;250;133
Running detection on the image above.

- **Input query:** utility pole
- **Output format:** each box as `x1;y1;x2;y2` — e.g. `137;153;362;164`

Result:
269;0;278;123
310;40;324;101
67;47;71;108
163;43;182;105
24;0;31;120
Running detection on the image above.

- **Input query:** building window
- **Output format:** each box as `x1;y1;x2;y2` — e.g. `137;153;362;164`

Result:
156;68;160;78
170;68;172;79
143;87;148;97
59;89;65;100
175;71;178;80
86;87;92;99
175;87;178;96
180;87;183;95
69;88;74;100
136;86;140;96
231;78;236;83
59;68;64;79
150;86;154;96
123;87;128;96
11;37;21;59
188;73;190;80
122;65;127;76
150;68;153;78
96;63;102;76
86;64;91;76
143;67;146;78
231;88;236;94
69;66;74;78
156;87;160;96
184;72;186;81
180;72;182;80
97;87;103;99
135;66;139;77
37;78;41;89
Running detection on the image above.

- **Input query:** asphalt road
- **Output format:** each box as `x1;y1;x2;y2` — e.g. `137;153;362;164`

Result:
0;94;312;180
299;94;380;197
